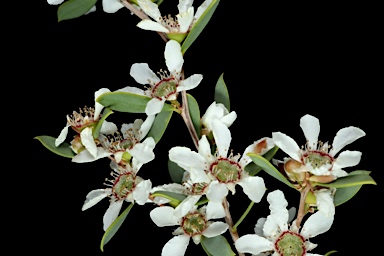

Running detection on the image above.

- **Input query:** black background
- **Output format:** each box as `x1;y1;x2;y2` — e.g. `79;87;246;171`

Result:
26;1;382;255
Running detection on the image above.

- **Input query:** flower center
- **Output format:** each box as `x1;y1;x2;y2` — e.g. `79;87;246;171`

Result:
67;106;97;133
191;182;209;195
112;172;136;200
302;150;333;170
275;231;306;256
210;158;241;183
181;211;207;236
152;78;177;99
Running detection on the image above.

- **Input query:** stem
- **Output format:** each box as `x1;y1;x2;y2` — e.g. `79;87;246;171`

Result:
232;201;254;231
222;198;245;256
180;90;200;150
119;0;169;42
295;181;311;229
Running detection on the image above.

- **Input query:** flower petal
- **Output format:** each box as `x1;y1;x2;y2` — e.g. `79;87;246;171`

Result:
80;127;97;158
212;119;231;158
146;98;164;115
103;200;123;231
330;126;366;156
300;114;320;150
129;137;156;164
314;189;335;217
194;0;212;21
174;195;200;219
207;181;228;202
162;235;190;256
272;132;301;162
72;147;112;163
94;88;111;119
100;120;117;135
55;124;70;146
133;179;152;205
177;0;193;13
165;40;183;74
117;86;146;95
333;150;362;170
238;176;266;203
176;7;194;33
235;234;273;255
138;0;162;21
178;74;203;92
169;146;206;172
139;114;156;139
82;189;110;211
202;222;228;237
130;63;159;85
206;201;226;219
137;19;170;33
150;206;179;227
102;0;124;13
300;210;334;239
47;0;64;4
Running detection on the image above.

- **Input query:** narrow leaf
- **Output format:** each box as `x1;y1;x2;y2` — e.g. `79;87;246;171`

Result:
168;159;185;184
201;235;235;256
245;146;279;176
181;0;220;54
313;173;376;188
57;0;97;22
96;91;175;113
248;153;295;189
100;203;134;252
214;73;230;111
187;93;201;138
147;110;173;143
325;250;338;256
151;190;187;207
333;170;374;206
34;135;75;158
92;108;114;138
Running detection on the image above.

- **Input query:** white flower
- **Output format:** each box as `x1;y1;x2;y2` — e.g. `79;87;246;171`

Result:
128;39;203;115
150;204;228;256
201;101;237;132
136;0;212;42
102;0;124;13
82;160;152;231
169;119;274;209
235;190;333;256
55;88;117;161
272;114;365;178
74;115;156;164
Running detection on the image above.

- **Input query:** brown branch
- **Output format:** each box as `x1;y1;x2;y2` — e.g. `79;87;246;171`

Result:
222;198;245;256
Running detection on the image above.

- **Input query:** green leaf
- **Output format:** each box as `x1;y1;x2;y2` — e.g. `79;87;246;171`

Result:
100;203;134;252
34;135;75;158
248;153;295;189
96;91;175;113
214;73;230;111
187;93;201;138
325;250;338;256
333;171;374;206
92;108;114;139
151;190;187;207
57;0;97;22
201;235;235;256
181;0;220;54
313;173;377;188
245;146;279;176
168;159;185;184
147;110;173;143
